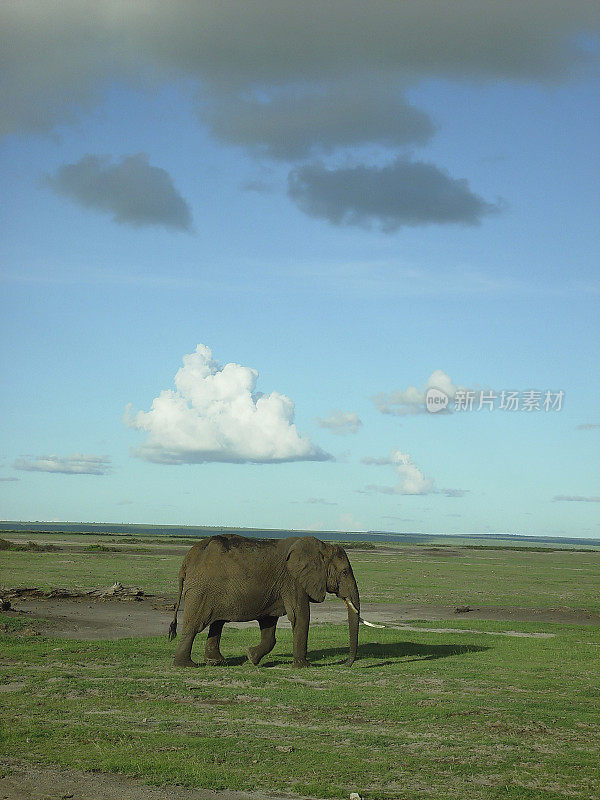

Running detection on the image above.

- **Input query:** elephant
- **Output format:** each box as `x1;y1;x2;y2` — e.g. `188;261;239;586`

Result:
168;533;365;668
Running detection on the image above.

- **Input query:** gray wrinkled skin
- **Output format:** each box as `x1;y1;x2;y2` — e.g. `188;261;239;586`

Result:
169;534;360;668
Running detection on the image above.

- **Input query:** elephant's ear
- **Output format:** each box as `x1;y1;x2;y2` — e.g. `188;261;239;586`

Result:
285;537;327;602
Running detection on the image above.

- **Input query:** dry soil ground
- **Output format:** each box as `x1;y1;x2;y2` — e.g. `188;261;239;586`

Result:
0;758;313;800
4;593;600;642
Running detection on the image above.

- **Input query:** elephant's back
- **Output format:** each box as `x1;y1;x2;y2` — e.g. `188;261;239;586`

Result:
183;535;283;622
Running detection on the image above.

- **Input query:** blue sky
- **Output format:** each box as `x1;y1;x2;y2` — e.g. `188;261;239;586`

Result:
1;2;598;537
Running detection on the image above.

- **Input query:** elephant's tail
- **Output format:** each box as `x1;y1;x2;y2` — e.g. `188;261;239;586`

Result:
168;567;185;641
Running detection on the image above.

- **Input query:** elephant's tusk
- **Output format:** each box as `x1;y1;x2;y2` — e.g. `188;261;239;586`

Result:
360;618;385;629
343;598;386;628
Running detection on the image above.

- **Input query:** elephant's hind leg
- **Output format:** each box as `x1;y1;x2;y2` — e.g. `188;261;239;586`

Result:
205;621;227;665
173;598;208;667
248;615;278;666
173;625;202;667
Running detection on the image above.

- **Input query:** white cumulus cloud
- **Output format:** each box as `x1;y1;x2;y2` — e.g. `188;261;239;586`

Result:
389;449;434;495
126;344;332;464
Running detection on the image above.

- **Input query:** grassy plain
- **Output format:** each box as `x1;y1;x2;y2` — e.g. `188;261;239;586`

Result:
1;532;600;799
2;616;599;799
1;532;599;610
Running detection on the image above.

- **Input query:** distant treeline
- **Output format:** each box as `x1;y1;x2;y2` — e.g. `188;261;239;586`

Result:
1;521;598;548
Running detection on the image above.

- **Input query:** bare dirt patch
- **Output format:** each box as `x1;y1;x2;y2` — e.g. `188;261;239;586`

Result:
0;759;315;800
2;590;599;640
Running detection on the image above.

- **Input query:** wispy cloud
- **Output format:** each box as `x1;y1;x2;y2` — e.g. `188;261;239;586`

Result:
553;495;600;503
317;409;362;435
373;369;464;416
46;154;193;231
361;455;397;466
0;260;586;302
339;512;363;532
576;423;599;430
361;447;467;497
441;488;469;498
360;448;434;495
14;454;111;475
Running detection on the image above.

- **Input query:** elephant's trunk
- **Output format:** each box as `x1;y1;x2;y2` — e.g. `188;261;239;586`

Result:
342;580;360;666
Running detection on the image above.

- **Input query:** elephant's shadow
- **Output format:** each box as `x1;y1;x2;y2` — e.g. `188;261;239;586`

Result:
309;640;490;667
217;640;489;668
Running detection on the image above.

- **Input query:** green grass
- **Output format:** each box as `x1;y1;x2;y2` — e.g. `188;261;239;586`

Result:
0;537;59;552
82;543;123;552
0;530;203;547
0;550;180;595
350;547;600;610
2;544;599;611
2;534;599;798
1;615;599;799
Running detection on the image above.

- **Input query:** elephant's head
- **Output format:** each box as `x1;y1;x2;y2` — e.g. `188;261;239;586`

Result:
286;537;361;666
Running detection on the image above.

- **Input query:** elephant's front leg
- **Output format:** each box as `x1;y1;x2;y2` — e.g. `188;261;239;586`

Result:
247;615;278;666
288;598;311;668
205;620;227;665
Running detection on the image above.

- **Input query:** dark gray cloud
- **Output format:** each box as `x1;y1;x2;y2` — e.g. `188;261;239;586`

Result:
141;3;600;87
47;154;193;231
2;3;597;239
203;83;434;160
14;454;111;475
288;159;501;231
1;3;598;138
553;495;600;502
